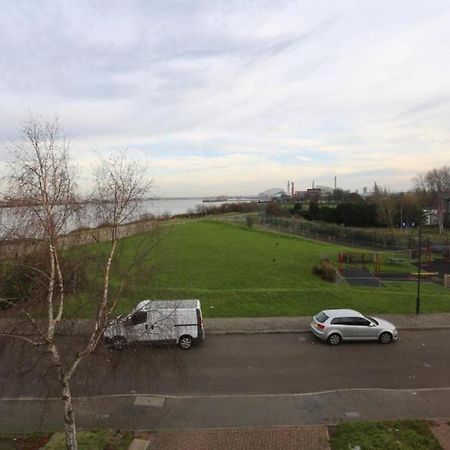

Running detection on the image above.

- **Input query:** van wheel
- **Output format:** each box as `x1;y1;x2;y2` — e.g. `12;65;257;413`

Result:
178;335;193;350
327;333;341;346
379;332;392;344
112;336;127;351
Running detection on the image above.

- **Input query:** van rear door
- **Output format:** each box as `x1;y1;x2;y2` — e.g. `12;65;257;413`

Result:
196;306;204;341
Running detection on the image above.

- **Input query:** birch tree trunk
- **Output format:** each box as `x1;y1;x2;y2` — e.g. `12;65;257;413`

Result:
62;381;78;450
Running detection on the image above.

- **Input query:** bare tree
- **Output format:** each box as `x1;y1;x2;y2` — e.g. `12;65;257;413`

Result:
0;121;152;449
414;166;450;233
92;151;152;317
371;183;396;228
1;116;80;448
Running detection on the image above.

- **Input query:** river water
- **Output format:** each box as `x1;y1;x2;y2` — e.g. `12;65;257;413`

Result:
0;198;248;236
140;198;223;216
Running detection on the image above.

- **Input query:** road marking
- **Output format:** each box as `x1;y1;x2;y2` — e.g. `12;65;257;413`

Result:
345;412;360;418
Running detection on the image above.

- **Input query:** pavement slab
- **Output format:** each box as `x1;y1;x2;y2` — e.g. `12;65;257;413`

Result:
3;388;450;432
128;438;150;450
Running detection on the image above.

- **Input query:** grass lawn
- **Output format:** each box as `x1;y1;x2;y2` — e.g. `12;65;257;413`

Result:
329;420;441;450
66;220;450;318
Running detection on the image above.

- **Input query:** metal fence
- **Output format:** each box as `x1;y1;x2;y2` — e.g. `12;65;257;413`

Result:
258;214;450;252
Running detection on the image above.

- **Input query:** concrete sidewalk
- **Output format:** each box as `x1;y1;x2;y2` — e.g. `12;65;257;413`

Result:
205;312;450;334
1;312;449;337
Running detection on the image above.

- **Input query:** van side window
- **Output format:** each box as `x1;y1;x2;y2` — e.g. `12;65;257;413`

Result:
130;311;147;325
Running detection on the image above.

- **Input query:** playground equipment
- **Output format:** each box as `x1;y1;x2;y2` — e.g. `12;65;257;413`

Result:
337;252;381;275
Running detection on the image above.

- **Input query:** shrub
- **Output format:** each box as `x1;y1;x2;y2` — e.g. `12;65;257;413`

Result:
312;259;337;282
291;203;303;216
308;201;320;220
265;201;286;217
0;250;89;309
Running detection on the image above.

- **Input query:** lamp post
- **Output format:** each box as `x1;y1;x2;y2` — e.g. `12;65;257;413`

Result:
416;212;430;315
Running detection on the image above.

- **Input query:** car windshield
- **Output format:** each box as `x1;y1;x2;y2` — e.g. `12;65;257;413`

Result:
364;315;378;325
315;312;329;323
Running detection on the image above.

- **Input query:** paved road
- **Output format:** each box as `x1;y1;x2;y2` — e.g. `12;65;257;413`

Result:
1;330;449;398
2;330;450;431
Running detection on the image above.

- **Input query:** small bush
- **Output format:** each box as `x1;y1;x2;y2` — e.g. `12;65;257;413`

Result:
312;259;337;282
0;250;89;309
265;201;286;217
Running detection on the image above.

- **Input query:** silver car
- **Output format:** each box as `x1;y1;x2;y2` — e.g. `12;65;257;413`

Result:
311;309;398;345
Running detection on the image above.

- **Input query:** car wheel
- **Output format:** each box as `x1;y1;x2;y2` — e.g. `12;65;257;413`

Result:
327;333;341;346
112;335;127;351
379;332;392;344
178;335;193;350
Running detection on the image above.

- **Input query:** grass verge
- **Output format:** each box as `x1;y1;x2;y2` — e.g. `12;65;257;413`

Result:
45;430;133;450
329;420;441;450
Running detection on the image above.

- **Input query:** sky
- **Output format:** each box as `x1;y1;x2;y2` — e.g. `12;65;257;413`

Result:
1;0;450;197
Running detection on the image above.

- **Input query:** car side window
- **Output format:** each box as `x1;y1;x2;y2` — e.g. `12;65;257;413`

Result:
331;317;354;325
130;310;147;325
353;317;371;326
341;317;356;326
341;317;358;326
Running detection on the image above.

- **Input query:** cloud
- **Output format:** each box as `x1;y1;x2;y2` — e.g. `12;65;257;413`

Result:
1;0;450;196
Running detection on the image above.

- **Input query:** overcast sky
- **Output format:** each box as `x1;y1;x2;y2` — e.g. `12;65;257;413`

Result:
1;0;449;196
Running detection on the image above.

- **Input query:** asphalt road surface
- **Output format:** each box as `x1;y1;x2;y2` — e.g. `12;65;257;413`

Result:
1;330;449;399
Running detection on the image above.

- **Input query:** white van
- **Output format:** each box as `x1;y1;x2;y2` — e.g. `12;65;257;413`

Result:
104;299;205;350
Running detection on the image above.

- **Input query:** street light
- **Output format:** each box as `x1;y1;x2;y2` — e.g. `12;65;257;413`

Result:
416;212;430;315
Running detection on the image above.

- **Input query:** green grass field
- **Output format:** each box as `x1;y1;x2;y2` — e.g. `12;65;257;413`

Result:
66;220;450;318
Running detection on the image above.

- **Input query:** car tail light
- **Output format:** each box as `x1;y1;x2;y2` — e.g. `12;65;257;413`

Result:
317;323;326;330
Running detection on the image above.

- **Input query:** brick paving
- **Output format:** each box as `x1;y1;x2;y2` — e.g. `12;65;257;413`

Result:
428;420;450;450
134;425;330;450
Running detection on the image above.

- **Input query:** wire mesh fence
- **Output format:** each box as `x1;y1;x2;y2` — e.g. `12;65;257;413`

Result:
257;214;450;253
